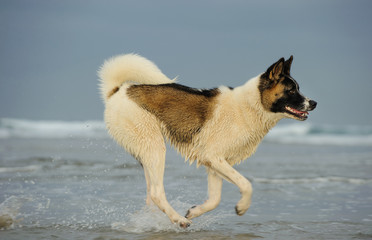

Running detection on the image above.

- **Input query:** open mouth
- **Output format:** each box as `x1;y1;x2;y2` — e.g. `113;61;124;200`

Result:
285;106;309;120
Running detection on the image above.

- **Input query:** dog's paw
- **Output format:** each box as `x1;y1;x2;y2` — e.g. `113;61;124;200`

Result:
177;217;192;228
235;205;247;216
235;199;250;216
179;221;191;228
185;205;197;219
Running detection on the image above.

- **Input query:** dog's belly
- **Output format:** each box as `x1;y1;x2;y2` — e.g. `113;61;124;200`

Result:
189;128;264;166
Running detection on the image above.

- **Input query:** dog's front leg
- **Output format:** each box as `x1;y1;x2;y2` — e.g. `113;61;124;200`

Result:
185;169;222;220
210;159;253;216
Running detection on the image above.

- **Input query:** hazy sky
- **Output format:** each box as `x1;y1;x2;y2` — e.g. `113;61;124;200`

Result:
1;0;371;125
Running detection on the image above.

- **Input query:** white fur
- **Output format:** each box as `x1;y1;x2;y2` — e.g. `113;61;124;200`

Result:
98;54;175;102
99;54;284;227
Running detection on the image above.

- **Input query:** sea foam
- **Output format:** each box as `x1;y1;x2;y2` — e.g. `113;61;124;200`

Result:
0;118;107;139
1;118;371;146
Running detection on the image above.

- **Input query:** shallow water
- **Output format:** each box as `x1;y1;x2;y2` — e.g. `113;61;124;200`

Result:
1;135;372;239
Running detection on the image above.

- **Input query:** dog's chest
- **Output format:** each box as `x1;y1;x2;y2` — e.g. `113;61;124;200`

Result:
223;130;264;165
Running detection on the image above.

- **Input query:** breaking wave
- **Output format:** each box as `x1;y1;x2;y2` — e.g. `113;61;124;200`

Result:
265;123;372;146
0;118;108;139
252;176;372;185
1;118;372;146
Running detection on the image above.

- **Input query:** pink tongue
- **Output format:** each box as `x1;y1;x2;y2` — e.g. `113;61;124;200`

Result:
291;107;308;114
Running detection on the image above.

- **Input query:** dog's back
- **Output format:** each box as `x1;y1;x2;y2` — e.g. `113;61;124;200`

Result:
98;54;316;228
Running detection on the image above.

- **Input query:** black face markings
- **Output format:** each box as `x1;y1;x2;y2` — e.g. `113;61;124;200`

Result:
272;76;305;109
281;76;300;97
270;75;310;120
259;56;316;121
259;56;294;93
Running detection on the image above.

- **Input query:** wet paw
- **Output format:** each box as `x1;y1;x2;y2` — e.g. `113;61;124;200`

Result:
177;217;192;228
185;205;196;219
179;221;191;228
235;197;251;216
235;204;249;216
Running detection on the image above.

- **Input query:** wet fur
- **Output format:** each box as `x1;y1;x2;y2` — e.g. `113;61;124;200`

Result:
98;54;316;228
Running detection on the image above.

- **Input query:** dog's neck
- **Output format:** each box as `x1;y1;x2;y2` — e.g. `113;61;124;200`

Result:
233;75;283;133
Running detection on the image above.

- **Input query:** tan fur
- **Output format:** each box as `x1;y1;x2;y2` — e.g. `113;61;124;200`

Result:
127;84;219;145
269;61;283;80
261;80;285;111
99;54;288;228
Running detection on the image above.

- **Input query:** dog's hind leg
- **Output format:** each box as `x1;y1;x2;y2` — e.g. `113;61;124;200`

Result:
209;159;253;216
142;150;192;228
185;169;222;220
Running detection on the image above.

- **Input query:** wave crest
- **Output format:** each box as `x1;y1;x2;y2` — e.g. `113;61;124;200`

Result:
266;123;372;146
1;118;372;146
0;118;107;139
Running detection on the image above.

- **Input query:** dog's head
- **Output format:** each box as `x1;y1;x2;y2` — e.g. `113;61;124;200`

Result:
259;56;317;121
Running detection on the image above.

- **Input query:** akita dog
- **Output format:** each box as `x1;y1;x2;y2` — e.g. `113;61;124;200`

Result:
99;54;317;228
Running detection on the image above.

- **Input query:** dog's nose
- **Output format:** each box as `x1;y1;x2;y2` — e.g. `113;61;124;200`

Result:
309;100;317;109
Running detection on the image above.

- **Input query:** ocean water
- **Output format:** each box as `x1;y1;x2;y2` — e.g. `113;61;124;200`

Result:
0;118;371;239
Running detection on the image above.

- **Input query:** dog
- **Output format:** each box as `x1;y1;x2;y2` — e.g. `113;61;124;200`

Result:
98;54;317;228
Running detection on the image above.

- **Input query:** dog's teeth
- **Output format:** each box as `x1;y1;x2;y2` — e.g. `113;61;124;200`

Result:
286;106;308;117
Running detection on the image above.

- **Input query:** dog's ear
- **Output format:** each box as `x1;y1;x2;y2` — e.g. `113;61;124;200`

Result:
283;55;293;75
259;58;285;91
266;57;284;81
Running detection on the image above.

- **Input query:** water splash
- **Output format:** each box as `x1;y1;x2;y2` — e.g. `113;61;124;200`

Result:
112;205;177;233
111;199;231;233
2;118;372;146
0;196;29;229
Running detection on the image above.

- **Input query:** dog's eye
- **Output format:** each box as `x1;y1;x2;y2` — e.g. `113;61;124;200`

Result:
288;89;296;95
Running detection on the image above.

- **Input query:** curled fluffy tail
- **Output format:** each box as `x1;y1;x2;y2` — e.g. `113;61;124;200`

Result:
98;54;175;102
